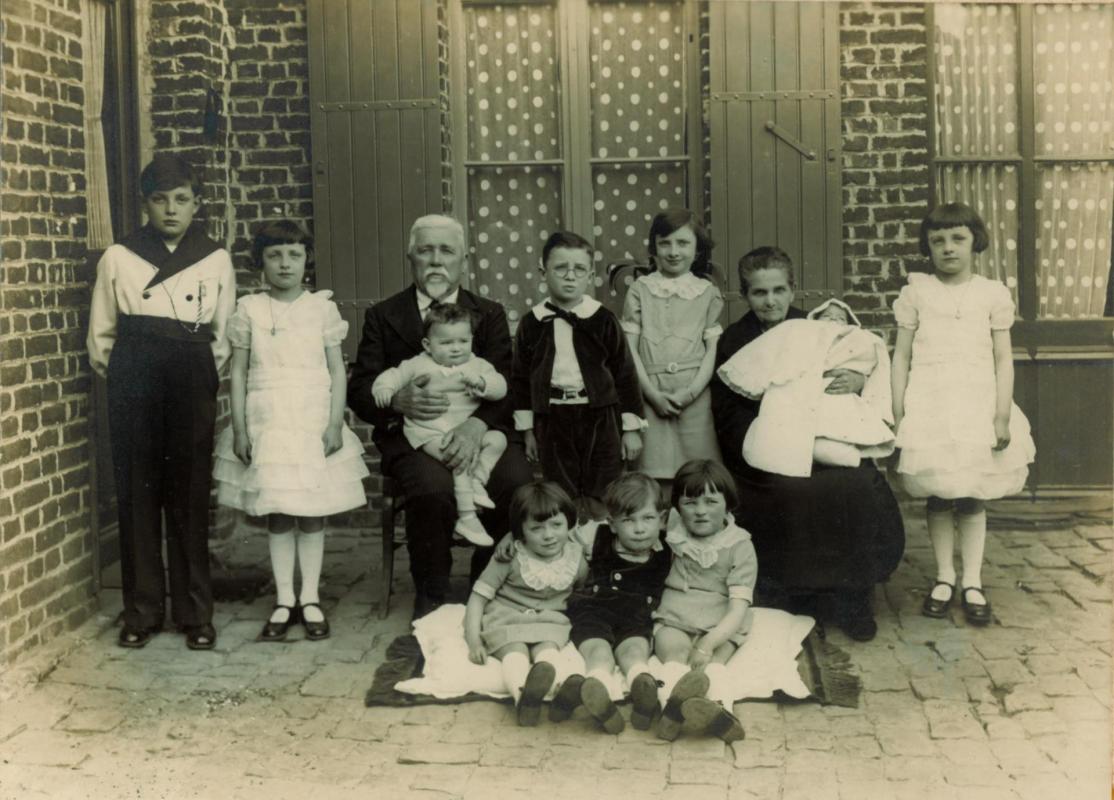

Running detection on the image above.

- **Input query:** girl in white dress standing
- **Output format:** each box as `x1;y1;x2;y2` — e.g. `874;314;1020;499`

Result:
214;221;369;642
891;203;1035;627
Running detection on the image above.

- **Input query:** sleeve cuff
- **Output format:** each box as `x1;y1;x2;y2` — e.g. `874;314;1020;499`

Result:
703;324;724;341
620;320;641;335
472;581;496;600
728;585;754;602
513;409;534;431
621;412;647;432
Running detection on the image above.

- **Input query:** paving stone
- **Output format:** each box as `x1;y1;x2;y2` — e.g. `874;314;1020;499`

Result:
837;780;898;800
440;722;496;744
478;744;545;768
727;767;784;799
669;736;725;760
923;700;986;740
910;674;968;701
668;758;731;785
988;739;1059;776
329;717;390;742
386;723;444;746
663;786;728;800
0;729;91;767
407;764;475;795
781;770;839;800
731;736;785;769
398;743;482;765
882;755;946;783
875;725;938;757
298;663;365;698
941;763;1012;787
982;716;1026;740
983;659;1032;688
835;757;885;783
1013;710;1068;737
833;734;881;760
54;708;126;733
401;705;457;726
935;739;996;766
1000;684;1052;714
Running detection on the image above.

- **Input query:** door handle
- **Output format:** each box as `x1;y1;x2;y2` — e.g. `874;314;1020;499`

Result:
764;121;817;161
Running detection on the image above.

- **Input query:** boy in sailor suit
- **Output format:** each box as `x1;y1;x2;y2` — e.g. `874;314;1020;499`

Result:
87;153;236;650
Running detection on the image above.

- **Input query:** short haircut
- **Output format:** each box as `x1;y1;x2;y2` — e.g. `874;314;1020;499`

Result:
140;153;202;197
737;245;796;294
251;219;314;269
671;459;738;511
408;214;465;254
918;202;990;256
541;230;594;267
422;303;475;338
647;208;715;280
604;472;665;516
508;481;577;540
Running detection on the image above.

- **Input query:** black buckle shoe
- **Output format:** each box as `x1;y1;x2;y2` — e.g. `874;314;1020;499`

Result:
921;581;954;619
259;605;299;642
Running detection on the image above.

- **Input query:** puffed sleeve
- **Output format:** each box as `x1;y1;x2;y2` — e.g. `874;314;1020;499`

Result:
620;280;643;335
322;298;349;347
472;555;512;600
703;285;725;340
892;282;919;329
725;538;758;603
988;280;1016;330
226;298;252;349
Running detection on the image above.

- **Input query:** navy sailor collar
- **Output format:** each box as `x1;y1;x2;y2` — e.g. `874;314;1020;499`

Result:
118;223;223;289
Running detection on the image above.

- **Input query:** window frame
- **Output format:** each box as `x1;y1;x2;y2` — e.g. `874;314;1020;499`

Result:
448;0;704;281
926;2;1114;349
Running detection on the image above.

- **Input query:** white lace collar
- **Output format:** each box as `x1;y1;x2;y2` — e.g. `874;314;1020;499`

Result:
664;513;750;568
640;271;712;300
515;540;582;591
531;295;602;321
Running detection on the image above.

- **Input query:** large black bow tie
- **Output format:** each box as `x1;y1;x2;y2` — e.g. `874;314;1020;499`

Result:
542;301;580;326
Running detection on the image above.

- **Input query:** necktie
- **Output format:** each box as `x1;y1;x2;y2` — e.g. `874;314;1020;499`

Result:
542;301;579;327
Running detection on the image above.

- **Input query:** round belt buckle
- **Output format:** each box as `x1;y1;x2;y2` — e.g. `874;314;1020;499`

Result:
666;361;679;374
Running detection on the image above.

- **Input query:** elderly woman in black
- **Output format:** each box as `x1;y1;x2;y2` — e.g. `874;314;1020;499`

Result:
710;247;905;640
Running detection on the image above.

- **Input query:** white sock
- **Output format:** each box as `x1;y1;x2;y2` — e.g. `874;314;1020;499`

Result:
705;662;733;708
269;532;297;619
927;508;957;601
297;531;325;622
501;651;530;704
534;648;566;685
657;661;689;707
957;509;987;592
625;661;653;684
587;667;612;685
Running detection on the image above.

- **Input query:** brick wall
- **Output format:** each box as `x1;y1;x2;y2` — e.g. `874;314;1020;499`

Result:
0;0;97;664
839;3;932;334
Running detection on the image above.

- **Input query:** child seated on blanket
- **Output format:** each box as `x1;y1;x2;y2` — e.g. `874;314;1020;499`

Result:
546;472;673;735
653;459;754;743
716;297;895;478
463;481;588;726
372;303;508;546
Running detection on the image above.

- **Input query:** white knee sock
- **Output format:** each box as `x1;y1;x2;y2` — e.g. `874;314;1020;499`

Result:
657;661;689;706
586;667;612;685
625;661;653;684
501;651;530;704
453;471;477;513
927;508;957;600
704;662;734;708
957;509;987;591
297;530;325;615
269;532;297;611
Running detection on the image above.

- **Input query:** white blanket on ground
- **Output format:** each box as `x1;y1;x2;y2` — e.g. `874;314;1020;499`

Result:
394;604;813;704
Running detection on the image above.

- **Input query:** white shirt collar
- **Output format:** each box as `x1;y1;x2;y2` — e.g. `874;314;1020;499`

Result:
416;288;460;312
531;295;602;321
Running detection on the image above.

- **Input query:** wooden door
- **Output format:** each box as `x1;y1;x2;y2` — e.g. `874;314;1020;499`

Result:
709;1;842;322
307;0;444;360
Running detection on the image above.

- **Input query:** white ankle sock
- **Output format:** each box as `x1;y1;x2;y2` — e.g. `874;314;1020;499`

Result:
704;662;733;707
927;508;957;600
269;532;297;617
501;651;530;703
625;661;652;684
957;509;987;591
657;661;689;706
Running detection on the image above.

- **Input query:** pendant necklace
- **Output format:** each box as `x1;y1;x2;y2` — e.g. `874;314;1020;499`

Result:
268;292;301;335
943;276;974;319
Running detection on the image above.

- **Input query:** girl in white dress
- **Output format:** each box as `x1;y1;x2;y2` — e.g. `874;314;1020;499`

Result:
892;203;1035;627
213;221;369;642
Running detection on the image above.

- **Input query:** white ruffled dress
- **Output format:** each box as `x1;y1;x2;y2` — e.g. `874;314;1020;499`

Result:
213;291;369;517
893;273;1035;500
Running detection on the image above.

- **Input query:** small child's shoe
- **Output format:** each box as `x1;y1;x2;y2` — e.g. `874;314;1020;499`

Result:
680;697;746;743
516;662;556;727
629;672;661;731
580;677;624;734
548;674;585;722
961;586;992;627
656;669;709;741
454;514;495;548
472;478;496;510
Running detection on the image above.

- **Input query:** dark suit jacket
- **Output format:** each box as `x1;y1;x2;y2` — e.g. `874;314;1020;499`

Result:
347;285;515;466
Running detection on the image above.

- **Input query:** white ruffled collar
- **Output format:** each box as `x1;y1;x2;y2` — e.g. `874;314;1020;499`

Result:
664;513;750;568
640;271;712;300
515;540;581;591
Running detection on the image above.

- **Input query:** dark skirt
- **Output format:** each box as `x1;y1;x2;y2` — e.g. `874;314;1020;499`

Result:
734;461;905;596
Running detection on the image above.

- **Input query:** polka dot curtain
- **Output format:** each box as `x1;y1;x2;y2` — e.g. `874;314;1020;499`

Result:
589;2;689;311
933;5;1021;302
464;5;563;327
1033;4;1113;319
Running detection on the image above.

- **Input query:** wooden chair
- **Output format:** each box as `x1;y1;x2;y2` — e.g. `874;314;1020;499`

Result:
378;475;407;618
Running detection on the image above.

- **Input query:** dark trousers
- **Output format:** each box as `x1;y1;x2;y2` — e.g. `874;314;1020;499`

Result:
387;439;531;600
107;323;218;630
535;404;622;503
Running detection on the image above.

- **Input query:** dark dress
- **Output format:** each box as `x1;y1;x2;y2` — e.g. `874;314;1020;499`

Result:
711;309;905;609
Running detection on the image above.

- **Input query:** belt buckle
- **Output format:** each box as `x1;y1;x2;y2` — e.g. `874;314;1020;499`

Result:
666;361;679;374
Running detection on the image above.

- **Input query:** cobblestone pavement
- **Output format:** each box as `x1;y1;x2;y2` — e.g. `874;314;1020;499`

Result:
1;499;1110;799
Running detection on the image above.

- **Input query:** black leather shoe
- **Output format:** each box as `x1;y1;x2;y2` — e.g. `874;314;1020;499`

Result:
118;625;160;649
921;581;954;619
259;605;298;642
300;602;330;641
961;587;992;627
183;623;217;650
840;614;878;642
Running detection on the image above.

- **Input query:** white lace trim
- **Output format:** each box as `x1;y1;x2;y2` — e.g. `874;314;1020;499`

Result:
664;514;749;568
640;271;713;300
515;540;581;591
